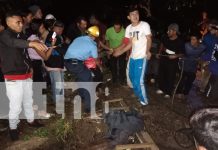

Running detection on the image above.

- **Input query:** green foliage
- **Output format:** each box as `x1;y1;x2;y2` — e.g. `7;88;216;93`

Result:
23;135;31;141
33;128;49;138
52;119;73;143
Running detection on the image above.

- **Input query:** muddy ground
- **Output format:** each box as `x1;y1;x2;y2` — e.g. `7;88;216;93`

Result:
0;71;205;150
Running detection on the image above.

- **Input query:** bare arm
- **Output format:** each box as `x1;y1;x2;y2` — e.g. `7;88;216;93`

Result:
95;58;103;71
113;42;132;57
35;47;54;60
28;41;48;52
99;40;112;51
29;39;56;60
146;34;152;60
156;43;164;59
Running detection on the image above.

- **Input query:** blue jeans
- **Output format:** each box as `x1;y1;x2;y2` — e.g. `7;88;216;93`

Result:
65;60;92;111
49;71;64;102
129;58;148;104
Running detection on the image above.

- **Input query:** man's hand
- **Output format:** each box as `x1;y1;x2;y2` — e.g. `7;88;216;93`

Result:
51;38;57;47
29;41;48;52
168;55;178;59
146;51;152;60
113;48;121;57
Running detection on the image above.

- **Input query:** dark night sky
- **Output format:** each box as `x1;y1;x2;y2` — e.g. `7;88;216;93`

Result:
47;0;218;27
1;0;217;32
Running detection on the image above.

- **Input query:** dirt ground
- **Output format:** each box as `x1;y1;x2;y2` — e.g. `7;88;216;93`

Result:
0;71;202;150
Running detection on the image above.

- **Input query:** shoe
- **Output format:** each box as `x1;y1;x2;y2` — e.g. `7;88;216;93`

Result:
27;120;44;128
164;94;170;98
9;129;19;141
140;101;148;106
156;89;163;94
37;111;53;119
150;78;155;84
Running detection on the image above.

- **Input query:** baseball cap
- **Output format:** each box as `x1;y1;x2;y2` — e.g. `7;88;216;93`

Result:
45;14;56;20
168;23;180;34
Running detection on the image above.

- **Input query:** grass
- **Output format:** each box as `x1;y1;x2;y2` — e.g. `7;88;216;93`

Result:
51;119;73;143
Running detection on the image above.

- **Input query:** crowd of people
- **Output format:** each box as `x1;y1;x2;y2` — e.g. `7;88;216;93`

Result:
0;4;217;149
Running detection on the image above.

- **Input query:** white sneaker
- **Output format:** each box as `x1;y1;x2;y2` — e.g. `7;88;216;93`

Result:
150;78;155;83
140;101;148;106
156;89;163;94
164;94;170;98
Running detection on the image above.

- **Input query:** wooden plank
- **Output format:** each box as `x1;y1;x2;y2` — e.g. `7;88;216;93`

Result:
136;131;159;150
109;107;129;111
103;98;123;103
119;101;158;150
115;143;155;150
119;100;129;111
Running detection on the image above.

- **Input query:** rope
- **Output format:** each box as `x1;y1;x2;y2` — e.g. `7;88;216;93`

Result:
150;53;200;107
171;58;184;105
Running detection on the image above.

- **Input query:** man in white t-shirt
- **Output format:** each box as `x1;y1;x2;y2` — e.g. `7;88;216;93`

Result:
113;6;152;106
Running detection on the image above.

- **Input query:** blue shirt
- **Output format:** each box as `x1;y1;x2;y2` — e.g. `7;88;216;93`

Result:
201;33;217;61
201;33;218;75
209;39;218;75
64;36;97;61
183;42;205;73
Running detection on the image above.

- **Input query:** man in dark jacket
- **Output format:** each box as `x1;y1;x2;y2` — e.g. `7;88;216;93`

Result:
0;11;47;141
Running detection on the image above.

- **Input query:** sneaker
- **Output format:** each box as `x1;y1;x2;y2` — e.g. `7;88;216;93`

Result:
27;120;44;128
164;94;170;98
150;78;155;84
37;111;53;119
156;89;163;94
140;101;148;106
9;129;19;141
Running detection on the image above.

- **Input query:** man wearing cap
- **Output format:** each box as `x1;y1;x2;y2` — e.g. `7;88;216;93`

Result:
156;23;185;98
44;20;65;104
45;14;56;20
44;14;56;31
64;26;100;113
